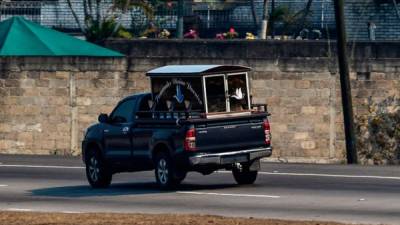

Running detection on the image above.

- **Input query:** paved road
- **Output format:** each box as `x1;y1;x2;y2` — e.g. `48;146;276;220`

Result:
0;155;399;224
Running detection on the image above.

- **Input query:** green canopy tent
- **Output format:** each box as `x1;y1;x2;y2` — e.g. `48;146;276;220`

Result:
0;16;124;57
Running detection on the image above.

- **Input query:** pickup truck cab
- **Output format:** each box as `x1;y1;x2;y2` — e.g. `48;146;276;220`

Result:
82;65;272;189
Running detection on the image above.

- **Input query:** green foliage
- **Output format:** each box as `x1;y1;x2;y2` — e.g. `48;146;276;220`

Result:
116;28;134;39
122;0;170;38
224;31;238;39
113;0;154;19
85;17;117;43
139;23;158;38
269;5;313;35
149;0;175;10
270;5;291;22
355;96;400;165
67;0;153;43
85;17;132;43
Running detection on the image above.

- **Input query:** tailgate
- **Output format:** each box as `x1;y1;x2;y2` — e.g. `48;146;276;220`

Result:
194;118;266;153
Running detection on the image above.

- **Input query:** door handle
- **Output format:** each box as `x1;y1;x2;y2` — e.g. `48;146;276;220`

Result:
122;127;129;133
104;129;109;133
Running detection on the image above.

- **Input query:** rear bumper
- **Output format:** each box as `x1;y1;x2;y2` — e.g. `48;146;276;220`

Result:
188;147;272;166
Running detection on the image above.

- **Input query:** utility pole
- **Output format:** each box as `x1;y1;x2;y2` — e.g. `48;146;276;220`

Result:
177;0;184;39
333;0;358;164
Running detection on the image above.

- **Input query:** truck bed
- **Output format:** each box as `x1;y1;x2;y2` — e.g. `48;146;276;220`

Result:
136;111;270;155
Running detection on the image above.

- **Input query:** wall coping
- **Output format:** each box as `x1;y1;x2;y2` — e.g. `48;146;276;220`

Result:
105;39;400;59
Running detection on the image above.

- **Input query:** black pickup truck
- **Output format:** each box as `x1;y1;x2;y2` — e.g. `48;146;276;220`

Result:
82;65;272;189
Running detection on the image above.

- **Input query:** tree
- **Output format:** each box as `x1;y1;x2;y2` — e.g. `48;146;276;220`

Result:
269;5;296;35
295;0;314;37
250;0;259;32
267;0;314;37
113;0;154;17
260;0;269;39
66;0;153;43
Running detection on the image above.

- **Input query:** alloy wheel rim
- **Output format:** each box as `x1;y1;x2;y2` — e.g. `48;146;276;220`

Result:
88;156;99;182
157;159;168;184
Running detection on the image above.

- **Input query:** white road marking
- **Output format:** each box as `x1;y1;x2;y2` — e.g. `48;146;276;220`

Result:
260;171;400;180
7;208;32;212
0;185;8;187
1;164;400;181
177;191;280;199
0;164;84;169
218;170;400;180
61;211;82;214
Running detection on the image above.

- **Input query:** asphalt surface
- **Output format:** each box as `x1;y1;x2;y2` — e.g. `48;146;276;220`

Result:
0;154;399;224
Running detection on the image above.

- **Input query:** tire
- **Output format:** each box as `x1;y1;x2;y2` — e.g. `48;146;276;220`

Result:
154;152;182;189
85;150;112;188
232;164;258;185
175;171;187;183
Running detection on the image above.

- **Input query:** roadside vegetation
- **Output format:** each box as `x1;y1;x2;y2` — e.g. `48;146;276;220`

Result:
356;96;400;165
0;212;362;225
66;0;154;43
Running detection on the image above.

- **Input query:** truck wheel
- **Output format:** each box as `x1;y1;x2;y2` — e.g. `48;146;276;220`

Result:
154;152;181;189
175;171;187;183
232;165;258;185
85;150;112;188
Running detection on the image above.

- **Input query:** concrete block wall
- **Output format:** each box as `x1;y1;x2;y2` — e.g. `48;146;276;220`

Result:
0;57;137;156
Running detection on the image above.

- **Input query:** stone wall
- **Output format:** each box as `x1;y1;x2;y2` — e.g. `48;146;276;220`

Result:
0;40;399;164
0;57;146;155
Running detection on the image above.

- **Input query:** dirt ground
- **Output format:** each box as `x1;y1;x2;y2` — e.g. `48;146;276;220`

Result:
0;212;364;225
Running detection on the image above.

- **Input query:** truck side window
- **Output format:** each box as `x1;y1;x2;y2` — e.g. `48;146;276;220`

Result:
137;95;152;118
138;95;152;111
110;99;136;123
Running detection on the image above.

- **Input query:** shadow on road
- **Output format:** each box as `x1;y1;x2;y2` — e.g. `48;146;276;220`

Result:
30;182;237;198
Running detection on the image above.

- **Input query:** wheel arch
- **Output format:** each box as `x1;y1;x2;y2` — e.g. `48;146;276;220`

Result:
151;142;172;162
83;141;104;162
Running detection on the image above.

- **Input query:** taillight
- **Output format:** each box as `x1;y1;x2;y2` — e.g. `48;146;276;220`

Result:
184;127;196;151
263;119;271;145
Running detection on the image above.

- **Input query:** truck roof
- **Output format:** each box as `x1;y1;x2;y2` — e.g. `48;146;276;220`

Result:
146;65;251;77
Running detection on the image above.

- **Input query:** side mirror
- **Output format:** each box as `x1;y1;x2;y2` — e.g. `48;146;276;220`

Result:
98;113;109;123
